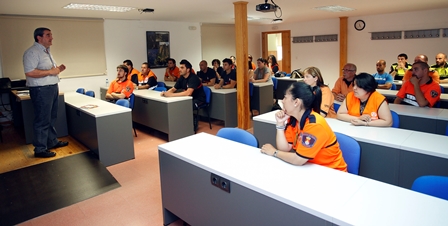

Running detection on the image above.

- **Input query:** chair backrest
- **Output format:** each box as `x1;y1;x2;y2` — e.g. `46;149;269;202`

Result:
445;124;448;136
333;103;341;113
334;132;361;175
76;88;85;94
116;99;129;108
129;93;135;109
85;90;95;97
203;86;211;104
440;85;445;94
216;128;258;148
390;83;397;90
249;83;254;97
390;110;399;128
271;77;278;90
412;175;448;200
157;82;166;87
154;87;167;92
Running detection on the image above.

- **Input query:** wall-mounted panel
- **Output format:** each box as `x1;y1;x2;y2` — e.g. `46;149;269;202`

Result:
404;29;439;39
315;34;338;42
371;31;402;40
292;36;313;43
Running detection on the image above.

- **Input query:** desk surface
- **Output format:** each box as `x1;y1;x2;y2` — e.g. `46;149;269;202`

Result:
12;90;64;101
159;133;448;226
389;103;447;120
276;77;303;82
64;92;130;117
133;89;191;103
378;89;448;100
253;110;448;159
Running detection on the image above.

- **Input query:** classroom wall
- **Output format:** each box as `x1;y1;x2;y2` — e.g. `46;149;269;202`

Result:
260;7;448;88
57;19;203;97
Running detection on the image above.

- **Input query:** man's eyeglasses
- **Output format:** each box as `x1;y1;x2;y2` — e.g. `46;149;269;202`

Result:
342;69;355;72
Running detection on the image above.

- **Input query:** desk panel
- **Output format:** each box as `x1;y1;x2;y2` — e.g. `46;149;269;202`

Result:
201;88;237;127
274;77;302;99
252;83;273;114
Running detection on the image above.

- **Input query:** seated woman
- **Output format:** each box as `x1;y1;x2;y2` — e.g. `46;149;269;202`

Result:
337;73;393;127
248;57;271;83
302;66;336;118
260;82;347;172
268;55;279;74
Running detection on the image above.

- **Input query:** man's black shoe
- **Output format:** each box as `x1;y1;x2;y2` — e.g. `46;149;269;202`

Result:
35;151;56;158
49;141;69;149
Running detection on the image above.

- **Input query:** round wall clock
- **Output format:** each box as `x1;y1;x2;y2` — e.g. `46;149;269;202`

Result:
354;20;366;31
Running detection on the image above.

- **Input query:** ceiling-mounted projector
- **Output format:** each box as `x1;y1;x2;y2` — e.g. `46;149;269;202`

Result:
256;3;276;12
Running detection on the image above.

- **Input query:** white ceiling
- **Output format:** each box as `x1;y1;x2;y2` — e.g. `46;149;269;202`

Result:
1;0;448;25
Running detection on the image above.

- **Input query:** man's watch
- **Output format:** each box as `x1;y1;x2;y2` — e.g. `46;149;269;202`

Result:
273;150;278;158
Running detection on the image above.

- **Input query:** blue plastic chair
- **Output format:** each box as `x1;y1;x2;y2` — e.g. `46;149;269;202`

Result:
217;128;258;148
249;82;254;117
390;83;397;90
271;77;278;90
445;124;448;136
194;86;212;132
412;175;448;200
334;132;361;175
154;86;167;92
434;85;444;108
129;93;137;137
390;110;399;128
76;88;85;94
333;103;341;113
85;90;95;97
440;85;445;93
157;82;166;87
116;99;129;108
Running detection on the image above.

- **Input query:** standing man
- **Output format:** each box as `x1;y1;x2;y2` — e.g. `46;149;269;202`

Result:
214;58;237;89
164;58;180;81
390;53;412;80
137;62;157;89
372;60;394;89
394;62;441;107
23;27;68;158
431;53;448;83
332;63;357;102
105;65;134;102
197;60;216;86
402;54;440;83
161;59;205;131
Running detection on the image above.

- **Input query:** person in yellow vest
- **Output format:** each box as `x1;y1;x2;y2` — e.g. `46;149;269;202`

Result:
389;53;412;80
402;54;440;83
431;53;448;83
337;73;392;127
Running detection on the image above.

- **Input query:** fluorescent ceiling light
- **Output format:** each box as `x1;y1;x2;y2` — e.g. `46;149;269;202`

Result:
63;3;135;12
313;5;355;12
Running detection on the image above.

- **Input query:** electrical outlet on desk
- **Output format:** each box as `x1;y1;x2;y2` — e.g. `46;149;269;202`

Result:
210;173;231;193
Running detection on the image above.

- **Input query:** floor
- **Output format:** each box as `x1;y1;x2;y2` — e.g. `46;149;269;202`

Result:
9;119;229;226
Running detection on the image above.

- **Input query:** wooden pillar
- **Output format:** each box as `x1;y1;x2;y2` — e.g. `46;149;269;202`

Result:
234;1;250;129
339;17;348;77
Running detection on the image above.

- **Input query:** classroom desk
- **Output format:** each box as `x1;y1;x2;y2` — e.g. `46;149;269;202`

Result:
388;103;448;135
394;80;448;94
253;111;448;189
64;92;135;166
251;82;273;114
274;77;303;99
200;87;237;127
158;133;448;226
11;90;68;144
132;89;193;141
163;81;176;89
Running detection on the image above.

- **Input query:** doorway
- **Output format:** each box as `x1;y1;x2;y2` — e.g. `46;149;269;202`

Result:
262;30;291;74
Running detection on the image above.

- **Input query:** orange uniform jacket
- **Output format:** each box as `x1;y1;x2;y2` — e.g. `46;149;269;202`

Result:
284;111;347;172
396;79;441;107
332;77;354;97
321;86;336;118
127;68;140;81
402;70;440;84
165;66;180;80
107;79;134;98
346;91;386;120
138;70;157;82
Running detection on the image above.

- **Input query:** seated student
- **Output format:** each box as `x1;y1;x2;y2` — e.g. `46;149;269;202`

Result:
268;55;279;74
249;57;271;83
402;54;440;84
337;73;392;127
197;60;216;86
214;58;236;89
160;59;206;131
248;54;256;71
302;66;336;118
212;59;224;82
372;60;394;90
260;82;347;172
390;53;412;80
394;61;441;107
332;63;357;102
164;58;180;81
123;59;140;81
136;62;157;90
105;65;134;102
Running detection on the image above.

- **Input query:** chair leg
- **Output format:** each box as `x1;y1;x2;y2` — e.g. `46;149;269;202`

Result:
194;109;199;133
206;107;212;129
